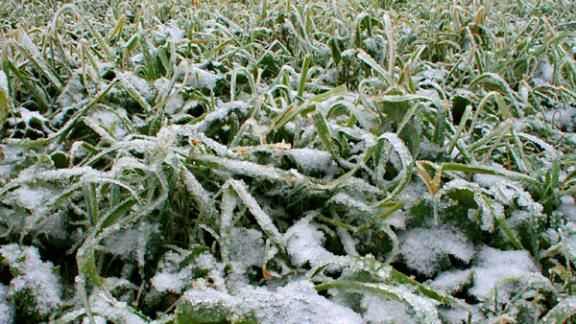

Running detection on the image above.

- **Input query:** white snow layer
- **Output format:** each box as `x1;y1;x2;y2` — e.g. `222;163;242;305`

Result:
399;227;475;276
0;244;62;316
180;280;363;324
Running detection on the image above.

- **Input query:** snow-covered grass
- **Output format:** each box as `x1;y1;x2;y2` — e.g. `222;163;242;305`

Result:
0;0;575;322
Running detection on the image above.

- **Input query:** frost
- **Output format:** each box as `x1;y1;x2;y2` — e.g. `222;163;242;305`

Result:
399;227;475;276
469;246;541;300
179;280;363;324
286;148;332;175
0;244;62;317
542;296;576;323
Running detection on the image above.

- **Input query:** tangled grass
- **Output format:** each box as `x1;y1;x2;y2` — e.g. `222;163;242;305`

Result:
0;0;576;322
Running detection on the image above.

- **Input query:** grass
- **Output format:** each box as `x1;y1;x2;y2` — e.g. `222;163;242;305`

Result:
0;0;575;322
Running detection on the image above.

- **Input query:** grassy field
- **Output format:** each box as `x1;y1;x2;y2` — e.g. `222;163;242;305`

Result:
0;0;576;322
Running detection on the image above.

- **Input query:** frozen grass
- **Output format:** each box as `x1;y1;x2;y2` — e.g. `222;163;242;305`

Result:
0;0;576;322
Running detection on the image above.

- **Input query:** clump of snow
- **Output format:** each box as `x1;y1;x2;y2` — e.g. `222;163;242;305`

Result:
99;228;140;260
430;270;473;294
399;227;475;276
158;21;183;41
151;250;223;294
0;70;8;93
19;107;47;126
82;315;107;324
361;294;414;323
328;192;374;215
286;148;333;175
540;58;554;81
229;227;265;270
545;107;576;132
89;291;146;324
0;244;62;317
559;196;576;221
0;284;14;324
469;246;540;300
283;217;342;268
57;78;85;109
187;101;250;133
177;64;221;90
180;280;363;324
87;108;129;138
9;185;54;211
118;72;156;101
422;68;447;82
151;270;189;294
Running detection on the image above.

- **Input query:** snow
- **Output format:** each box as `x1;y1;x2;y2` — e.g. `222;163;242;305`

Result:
559;196;576;221
229;227;265;270
8;185;55;212
99;228;139;260
177;64;221;90
151;250;223;294
0;284;14;324
89;291;146;324
19;107;47;125
540;58;554;81
469;246;540;300
180;280;363;324
544;106;576;131
186;101;250;133
430;269;473;294
88;108;128;138
159;21;183;41
328;192;374;215
118;72;155;101
283;217;342;268
422;68;447;82
0;244;62;316
399;227;475;276
361;294;414;323
286;148;332;175
0;70;8;95
57;78;85;109
151;271;189;294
